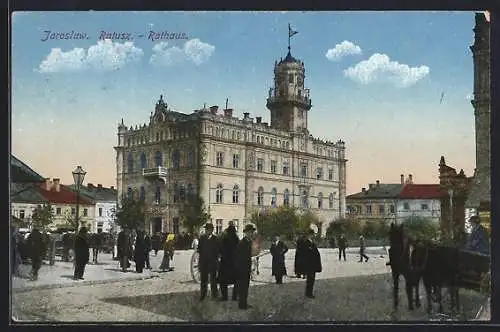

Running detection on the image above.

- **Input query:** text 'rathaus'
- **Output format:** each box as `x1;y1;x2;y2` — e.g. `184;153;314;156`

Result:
115;44;348;238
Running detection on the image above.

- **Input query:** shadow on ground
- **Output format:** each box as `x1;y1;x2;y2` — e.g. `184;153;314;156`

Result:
102;273;485;322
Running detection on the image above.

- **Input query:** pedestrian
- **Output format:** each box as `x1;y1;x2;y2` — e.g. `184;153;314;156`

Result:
301;228;322;298
235;223;256;309
218;222;239;301
93;229;103;264
338;234;347;261
198;223;220;301
270;234;288;284
144;232;152;269
27;227;46;281
294;232;307;279
117;228;131;272
151;232;161;256
134;230;146;273
73;227;90;280
466;215;490;255
359;235;369;262
159;233;175;272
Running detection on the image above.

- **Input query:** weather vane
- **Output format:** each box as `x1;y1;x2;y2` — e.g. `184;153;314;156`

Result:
288;23;298;52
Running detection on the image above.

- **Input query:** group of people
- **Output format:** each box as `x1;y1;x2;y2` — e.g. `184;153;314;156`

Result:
329;234;370;263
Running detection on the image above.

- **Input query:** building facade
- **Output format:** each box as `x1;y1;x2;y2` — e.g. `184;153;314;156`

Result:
69;183;117;233
395;184;445;224
115;48;347;237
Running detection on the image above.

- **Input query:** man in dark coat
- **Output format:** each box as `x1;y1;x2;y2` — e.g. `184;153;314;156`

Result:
338;234;347;261
300;228;322;298
134;230;146;273
151;232;161;256
92;229;103;264
218;222;239;301
27;227;46;281
235;223;256;310
73;227;90;280
144;233;152;269
294;233;307;279
270;234;288;284
117;228;131;272
466;216;490;255
359;235;369;262
197;223;220;300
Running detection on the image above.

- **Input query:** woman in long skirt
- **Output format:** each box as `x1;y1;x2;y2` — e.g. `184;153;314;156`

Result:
159;233;175;272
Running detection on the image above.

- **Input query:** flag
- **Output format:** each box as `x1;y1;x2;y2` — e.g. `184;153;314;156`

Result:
289;24;298;38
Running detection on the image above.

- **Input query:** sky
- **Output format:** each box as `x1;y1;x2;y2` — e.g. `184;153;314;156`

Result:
11;11;478;195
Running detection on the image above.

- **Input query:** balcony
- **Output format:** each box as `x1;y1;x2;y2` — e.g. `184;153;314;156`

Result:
142;166;168;183
267;88;312;110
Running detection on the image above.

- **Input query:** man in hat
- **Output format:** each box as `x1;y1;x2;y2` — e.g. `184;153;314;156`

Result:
235;223;256;309
300;228;322;298
197;222;220;301
466;215;490;255
270;233;288;284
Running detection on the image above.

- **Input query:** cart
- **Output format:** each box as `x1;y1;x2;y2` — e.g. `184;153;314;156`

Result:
456;249;490;293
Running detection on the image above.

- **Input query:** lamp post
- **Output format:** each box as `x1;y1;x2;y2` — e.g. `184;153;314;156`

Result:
448;188;454;240
72;166;87;233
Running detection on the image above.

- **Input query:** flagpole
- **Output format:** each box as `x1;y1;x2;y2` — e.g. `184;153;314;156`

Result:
288;23;291;52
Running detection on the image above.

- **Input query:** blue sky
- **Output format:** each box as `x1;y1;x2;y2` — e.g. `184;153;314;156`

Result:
11;11;478;194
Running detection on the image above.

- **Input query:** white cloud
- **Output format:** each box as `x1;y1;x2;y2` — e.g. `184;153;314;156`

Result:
325;40;362;62
343;53;430;87
150;38;215;67
36;40;144;73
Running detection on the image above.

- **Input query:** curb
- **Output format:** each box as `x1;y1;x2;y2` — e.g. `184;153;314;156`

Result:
12;273;161;293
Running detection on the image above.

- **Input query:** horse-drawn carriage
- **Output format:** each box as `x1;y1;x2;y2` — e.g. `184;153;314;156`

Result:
456;249;490;293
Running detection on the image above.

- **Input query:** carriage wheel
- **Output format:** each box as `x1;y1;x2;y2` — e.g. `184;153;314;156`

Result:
190;251;201;283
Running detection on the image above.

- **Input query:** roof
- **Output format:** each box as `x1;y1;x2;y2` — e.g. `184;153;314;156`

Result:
36;184;93;205
68;184;117;202
347;184;404;200
280;51;300;64
11;155;45;183
11;183;47;204
397;184;446;199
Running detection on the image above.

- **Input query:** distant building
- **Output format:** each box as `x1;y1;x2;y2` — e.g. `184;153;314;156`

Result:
395;184;445;224
115;45;347;237
69;183;117;233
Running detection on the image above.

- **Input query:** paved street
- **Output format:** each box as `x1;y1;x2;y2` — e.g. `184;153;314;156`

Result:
11;248;486;322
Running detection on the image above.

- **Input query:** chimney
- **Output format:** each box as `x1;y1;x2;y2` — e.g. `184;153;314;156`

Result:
88;183;94;189
400;174;404;184
376;180;380;187
53;178;61;192
97;184;103;189
256;117;262;124
368;184;374;189
209;105;219;115
223;108;233;118
243;112;250;119
110;186;114;190
409;174;413;184
362;187;366;192
44;178;51;191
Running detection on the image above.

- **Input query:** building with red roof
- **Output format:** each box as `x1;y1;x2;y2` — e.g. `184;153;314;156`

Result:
396;184;446;224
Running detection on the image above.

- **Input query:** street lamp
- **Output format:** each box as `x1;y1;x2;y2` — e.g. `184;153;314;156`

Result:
448;188;454;240
72;166;86;233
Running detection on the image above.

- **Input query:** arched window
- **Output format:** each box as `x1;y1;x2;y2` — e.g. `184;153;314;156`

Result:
283;189;290;207
127;154;134;173
155;186;161;204
271;188;277;207
139;186;146;201
127;187;133;200
187;183;195;202
232;185;239;204
257;187;264;206
187;150;194;168
329;193;334;209
173;183;179;203
302;190;308;208
179;183;186;201
140;152;148;169
155;151;163;167
172;150;180;170
318;192;323;209
216;184;223;203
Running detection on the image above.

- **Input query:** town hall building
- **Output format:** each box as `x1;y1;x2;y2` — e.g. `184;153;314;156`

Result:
115;44;347;237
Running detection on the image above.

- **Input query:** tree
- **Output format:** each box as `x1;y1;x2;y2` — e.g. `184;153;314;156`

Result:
402;216;440;241
295;210;319;235
179;196;211;234
31;203;54;231
115;197;146;230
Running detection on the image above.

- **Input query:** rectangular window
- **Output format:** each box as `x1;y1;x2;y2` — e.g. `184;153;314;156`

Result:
379;205;385;214
173;217;180;234
257;158;264;172
316;167;323;180
270;160;277;174
215;219;223;235
233;154;239;168
421;204;429;210
300;163;308;177
403;202;410;210
71;208;76;215
390;205;395;213
216;152;224;167
99;208;103;217
83;208;88;217
56;207;61;215
19;210;25;219
283;161;290;175
366;205;372;214
328;169;333;180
